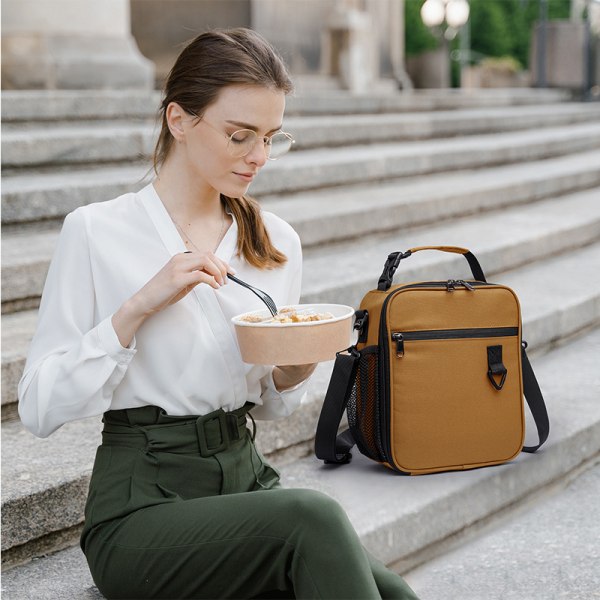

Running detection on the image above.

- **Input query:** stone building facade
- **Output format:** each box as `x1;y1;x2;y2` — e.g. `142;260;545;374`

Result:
2;0;407;92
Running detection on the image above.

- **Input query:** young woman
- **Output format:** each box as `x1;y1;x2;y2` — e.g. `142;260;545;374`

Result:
18;28;418;600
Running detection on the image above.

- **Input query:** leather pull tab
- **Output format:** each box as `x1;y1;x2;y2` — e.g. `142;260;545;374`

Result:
487;345;507;391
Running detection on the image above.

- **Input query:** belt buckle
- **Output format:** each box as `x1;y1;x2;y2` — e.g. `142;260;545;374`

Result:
196;411;229;457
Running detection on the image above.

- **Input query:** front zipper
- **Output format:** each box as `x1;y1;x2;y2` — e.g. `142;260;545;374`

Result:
391;326;518;358
446;279;475;292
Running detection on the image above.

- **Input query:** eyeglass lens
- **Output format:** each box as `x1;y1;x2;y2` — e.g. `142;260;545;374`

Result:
228;130;293;160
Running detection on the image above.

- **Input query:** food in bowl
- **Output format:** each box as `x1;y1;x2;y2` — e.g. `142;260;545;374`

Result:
232;303;354;365
238;306;335;324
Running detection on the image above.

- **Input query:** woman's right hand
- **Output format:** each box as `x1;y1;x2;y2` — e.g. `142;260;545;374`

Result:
112;251;234;347
133;251;233;316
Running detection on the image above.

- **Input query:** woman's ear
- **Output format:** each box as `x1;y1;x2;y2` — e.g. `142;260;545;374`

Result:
165;102;188;143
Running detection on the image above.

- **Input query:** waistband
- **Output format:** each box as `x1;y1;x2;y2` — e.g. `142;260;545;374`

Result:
101;403;255;457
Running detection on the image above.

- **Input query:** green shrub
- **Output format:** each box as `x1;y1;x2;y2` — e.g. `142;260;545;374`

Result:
406;0;572;72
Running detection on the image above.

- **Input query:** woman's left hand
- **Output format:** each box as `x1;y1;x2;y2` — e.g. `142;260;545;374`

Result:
272;363;318;392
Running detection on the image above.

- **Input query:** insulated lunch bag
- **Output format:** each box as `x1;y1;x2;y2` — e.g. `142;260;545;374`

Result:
315;246;550;475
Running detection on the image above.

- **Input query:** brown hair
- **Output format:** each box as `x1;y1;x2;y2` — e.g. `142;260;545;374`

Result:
153;28;294;269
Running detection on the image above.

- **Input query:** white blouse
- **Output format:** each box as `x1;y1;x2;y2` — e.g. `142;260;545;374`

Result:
18;183;310;438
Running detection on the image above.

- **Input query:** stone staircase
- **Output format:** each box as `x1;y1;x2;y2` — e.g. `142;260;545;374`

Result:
2;88;600;598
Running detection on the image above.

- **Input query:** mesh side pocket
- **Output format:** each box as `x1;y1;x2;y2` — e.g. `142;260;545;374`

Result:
347;346;384;462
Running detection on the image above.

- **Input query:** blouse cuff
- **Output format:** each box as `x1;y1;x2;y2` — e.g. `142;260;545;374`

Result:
97;315;137;363
254;368;310;420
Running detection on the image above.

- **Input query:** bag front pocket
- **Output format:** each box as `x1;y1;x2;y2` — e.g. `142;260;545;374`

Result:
388;327;524;474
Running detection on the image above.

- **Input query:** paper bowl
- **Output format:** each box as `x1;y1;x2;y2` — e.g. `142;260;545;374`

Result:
232;304;355;365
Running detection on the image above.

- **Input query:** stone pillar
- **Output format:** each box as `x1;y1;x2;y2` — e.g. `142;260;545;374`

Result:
530;21;586;89
2;0;154;89
386;0;413;89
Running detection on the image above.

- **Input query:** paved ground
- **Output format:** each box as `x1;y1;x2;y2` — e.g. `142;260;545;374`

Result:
404;460;600;600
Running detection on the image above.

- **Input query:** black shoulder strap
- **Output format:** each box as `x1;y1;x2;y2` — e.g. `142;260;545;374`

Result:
521;345;550;453
314;349;360;464
315;345;550;464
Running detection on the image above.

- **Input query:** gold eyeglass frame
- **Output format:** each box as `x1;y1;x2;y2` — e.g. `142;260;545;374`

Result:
187;111;295;161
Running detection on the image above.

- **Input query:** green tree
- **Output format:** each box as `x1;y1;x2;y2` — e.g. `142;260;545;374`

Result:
469;0;572;68
407;0;573;70
469;0;515;59
405;0;439;56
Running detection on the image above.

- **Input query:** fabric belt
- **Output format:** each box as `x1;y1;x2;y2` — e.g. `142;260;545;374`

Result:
101;403;255;457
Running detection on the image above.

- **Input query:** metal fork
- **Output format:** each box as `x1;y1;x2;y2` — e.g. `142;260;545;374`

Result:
227;273;278;317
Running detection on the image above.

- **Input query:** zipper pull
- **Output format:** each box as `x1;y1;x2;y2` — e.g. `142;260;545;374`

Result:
446;279;456;292
457;279;475;291
391;332;404;357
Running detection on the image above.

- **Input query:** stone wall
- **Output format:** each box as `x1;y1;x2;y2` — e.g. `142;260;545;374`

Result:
2;0;154;89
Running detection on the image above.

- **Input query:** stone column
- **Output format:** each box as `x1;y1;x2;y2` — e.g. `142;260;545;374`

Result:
2;0;154;89
386;0;413;89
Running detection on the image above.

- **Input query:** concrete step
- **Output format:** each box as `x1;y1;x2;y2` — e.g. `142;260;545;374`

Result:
286;88;574;115
2;170;599;315
4;121;600;226
1;310;38;422
261;149;600;247
4;103;599;168
2;324;599;597
2;239;600;568
403;459;600;599
0;90;161;123
299;187;600;308
0;88;573;123
1;121;156;169
2;174;599;318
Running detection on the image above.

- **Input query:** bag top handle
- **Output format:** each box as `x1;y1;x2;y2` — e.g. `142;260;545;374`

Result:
377;245;487;291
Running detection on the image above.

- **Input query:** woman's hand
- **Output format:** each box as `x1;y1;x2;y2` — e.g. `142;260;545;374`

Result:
112;251;233;348
133;251;232;316
272;363;318;392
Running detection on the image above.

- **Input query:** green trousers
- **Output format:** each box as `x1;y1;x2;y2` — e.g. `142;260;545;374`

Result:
81;405;419;600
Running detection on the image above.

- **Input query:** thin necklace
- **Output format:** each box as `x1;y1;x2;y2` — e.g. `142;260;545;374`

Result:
170;204;227;254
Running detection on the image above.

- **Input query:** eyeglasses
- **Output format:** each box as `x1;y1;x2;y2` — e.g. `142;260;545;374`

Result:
188;112;295;160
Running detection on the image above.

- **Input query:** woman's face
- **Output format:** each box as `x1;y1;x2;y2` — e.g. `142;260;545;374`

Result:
177;85;286;198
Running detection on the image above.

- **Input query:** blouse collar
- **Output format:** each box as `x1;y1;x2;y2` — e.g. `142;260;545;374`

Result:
139;182;238;265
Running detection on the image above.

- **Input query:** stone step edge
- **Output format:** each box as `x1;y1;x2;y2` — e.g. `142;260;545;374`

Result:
285;89;574;115
274;159;600;248
4;123;600;225
2;324;598;587
0;89;572;122
5;146;600;231
4;119;600;190
300;190;600;307
4;105;600;169
3;102;599;135
3;188;599;320
2;292;599;560
3;149;599;253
